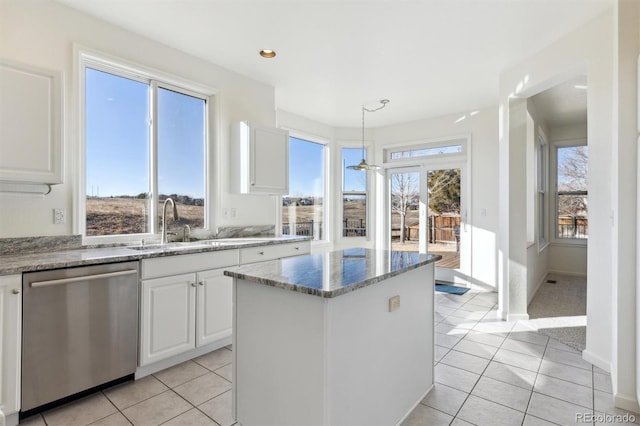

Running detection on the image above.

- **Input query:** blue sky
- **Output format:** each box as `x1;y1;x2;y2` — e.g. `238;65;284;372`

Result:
286;140;367;197
86;68;365;199
86;68;204;198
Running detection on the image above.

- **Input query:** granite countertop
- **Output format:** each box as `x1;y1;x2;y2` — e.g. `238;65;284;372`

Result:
0;236;310;275
224;248;441;298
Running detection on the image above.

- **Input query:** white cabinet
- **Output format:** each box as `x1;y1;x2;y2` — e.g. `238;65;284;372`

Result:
0;60;63;185
0;275;21;422
140;273;197;366
140;250;238;366
196;269;233;347
239;241;310;264
230;121;289;194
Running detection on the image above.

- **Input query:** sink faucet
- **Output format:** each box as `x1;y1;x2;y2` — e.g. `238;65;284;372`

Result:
183;224;191;242
161;198;179;244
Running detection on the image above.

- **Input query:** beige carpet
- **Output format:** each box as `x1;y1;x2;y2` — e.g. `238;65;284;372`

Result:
527;273;587;351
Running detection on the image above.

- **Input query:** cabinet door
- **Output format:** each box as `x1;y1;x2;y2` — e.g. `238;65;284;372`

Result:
140;273;196;366
249;125;288;194
0;61;63;184
196;269;233;347
0;275;21;416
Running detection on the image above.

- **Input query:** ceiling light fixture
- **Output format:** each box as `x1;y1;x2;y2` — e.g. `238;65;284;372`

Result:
259;49;276;58
347;99;390;171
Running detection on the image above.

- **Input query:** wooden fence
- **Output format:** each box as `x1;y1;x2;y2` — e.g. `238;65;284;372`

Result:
404;215;461;243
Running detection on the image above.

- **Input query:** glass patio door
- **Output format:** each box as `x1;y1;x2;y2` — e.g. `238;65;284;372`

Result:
388;164;469;284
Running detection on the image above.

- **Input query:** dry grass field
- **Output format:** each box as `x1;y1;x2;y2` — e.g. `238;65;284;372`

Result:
86;197;203;236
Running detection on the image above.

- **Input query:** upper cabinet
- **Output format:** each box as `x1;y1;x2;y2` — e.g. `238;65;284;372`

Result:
230;121;288;194
0;60;63;185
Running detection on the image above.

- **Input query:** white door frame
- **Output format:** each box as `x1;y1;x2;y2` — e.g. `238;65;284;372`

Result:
384;158;471;285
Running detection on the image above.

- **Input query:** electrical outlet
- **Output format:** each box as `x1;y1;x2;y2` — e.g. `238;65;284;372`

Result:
53;208;65;224
223;208;229;219
231;208;237;218
389;295;400;312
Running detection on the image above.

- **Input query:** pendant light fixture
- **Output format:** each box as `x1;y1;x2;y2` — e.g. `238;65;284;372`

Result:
347;99;390;171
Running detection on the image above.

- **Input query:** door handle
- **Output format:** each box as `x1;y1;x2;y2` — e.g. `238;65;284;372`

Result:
30;269;138;288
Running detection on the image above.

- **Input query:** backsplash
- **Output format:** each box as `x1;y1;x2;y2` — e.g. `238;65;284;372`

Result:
0;235;82;256
215;225;276;239
0;227;276;256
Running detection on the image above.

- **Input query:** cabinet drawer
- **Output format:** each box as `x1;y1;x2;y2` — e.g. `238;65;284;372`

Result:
142;250;239;279
239;242;310;264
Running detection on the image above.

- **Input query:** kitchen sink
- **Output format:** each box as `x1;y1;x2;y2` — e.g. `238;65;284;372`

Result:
127;240;242;251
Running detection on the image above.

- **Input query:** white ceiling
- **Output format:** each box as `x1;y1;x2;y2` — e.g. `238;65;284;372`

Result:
530;75;588;127
56;0;610;128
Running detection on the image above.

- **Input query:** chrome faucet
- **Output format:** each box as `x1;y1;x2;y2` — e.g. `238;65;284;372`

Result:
161;198;179;244
183;224;191;242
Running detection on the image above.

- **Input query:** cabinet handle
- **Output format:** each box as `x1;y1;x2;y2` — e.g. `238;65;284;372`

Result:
198;281;204;286
191;282;197;287
258;251;264;255
12;289;20;295
251;182;255;186
294;247;300;250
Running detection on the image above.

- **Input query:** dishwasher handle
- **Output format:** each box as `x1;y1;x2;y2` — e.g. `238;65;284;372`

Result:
30;269;138;288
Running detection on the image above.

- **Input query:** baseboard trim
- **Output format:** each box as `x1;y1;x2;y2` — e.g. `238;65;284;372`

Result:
135;336;232;379
507;313;530;321
614;393;640;414
395;384;435;426
582;349;611;373
547;269;587;278
528;273;548;305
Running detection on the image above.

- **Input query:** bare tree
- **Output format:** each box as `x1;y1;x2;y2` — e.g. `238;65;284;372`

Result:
391;173;419;243
558;146;588;218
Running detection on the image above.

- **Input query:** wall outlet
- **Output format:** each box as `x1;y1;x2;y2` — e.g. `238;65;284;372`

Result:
231;208;237;218
53;208;65;224
223;208;229;219
389;295;400;312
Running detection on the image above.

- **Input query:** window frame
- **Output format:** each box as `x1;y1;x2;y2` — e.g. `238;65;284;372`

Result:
280;131;330;243
536;130;549;250
77;48;216;244
340;145;370;241
384;136;467;163
551;139;588;245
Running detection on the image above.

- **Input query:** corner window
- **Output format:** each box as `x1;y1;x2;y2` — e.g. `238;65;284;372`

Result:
84;62;208;240
342;148;367;237
282;137;325;240
556;145;588;239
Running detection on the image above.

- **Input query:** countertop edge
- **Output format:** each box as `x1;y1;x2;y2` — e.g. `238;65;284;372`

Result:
224;253;442;298
0;237;311;275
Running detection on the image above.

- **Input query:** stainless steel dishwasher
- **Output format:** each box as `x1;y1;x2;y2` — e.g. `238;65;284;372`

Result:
22;261;139;414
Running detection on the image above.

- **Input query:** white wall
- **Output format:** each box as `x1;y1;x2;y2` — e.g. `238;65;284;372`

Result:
500;4;640;412
374;106;500;289
524;99;550;304
0;0;279;238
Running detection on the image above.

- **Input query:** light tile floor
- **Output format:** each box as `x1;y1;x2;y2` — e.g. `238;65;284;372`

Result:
19;289;640;426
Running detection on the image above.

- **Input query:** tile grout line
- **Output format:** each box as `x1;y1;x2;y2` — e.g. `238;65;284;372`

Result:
521;327;551;425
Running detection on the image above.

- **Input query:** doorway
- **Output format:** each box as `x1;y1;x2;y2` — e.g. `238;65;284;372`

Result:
387;162;469;284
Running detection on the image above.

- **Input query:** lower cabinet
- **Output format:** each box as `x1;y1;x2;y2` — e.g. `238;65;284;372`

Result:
140;268;233;366
197;269;233;347
0;274;21;423
139;243;309;369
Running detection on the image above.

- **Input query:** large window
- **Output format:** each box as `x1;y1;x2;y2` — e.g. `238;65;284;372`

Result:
84;64;207;240
342;148;367;237
537;134;548;246
556;145;588;239
282;137;325;240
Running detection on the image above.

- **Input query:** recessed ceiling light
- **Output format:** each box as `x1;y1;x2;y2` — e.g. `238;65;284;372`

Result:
259;49;276;58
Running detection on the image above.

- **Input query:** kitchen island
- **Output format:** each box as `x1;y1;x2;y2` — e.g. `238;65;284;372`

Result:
224;248;441;426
